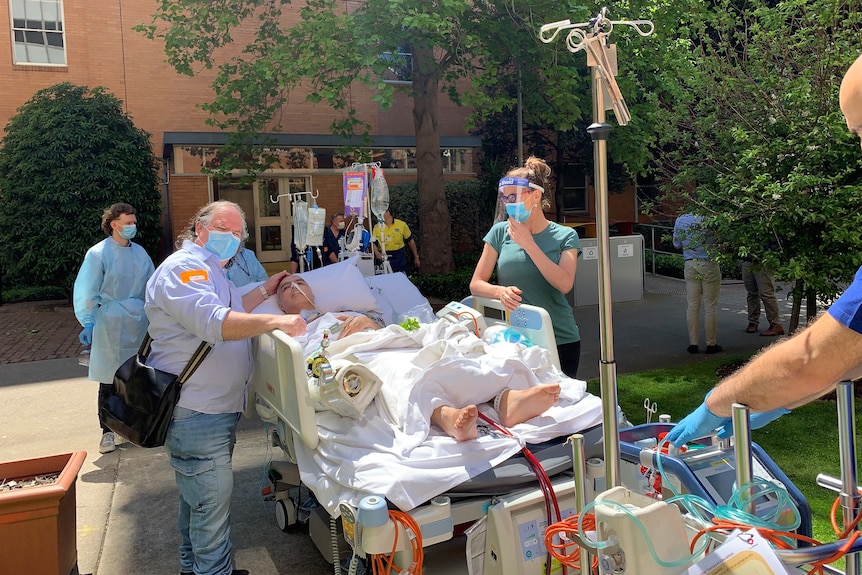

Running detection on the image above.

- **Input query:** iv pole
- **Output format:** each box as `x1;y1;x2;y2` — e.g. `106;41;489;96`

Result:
540;9;653;488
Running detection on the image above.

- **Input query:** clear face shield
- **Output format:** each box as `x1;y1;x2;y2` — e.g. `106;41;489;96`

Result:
495;177;544;223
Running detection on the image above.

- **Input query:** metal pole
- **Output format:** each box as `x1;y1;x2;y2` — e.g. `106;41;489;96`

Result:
731;403;754;514
837;381;860;575
569;434;593;572
517;67;524;167
588;65;620;488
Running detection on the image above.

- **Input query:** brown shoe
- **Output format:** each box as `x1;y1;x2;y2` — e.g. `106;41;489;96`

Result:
745;323;758;333
760;324;785;337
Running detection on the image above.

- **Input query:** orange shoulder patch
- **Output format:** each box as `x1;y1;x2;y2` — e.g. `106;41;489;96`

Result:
180;269;210;283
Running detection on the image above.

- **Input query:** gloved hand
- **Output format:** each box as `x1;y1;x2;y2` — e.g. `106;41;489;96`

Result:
79;323;94;346
665;399;728;448
716;408;791;439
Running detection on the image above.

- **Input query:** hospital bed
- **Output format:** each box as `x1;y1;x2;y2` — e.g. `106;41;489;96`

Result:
249;272;813;575
248;273;610;561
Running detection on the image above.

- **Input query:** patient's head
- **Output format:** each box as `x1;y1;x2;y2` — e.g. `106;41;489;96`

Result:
277;275;317;315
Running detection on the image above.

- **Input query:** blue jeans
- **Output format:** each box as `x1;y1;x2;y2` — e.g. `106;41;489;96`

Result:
165;406;241;575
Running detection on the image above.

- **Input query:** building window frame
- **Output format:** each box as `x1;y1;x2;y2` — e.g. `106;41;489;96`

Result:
10;0;67;66
561;167;589;214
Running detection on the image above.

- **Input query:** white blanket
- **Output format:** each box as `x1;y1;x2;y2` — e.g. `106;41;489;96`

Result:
290;316;604;514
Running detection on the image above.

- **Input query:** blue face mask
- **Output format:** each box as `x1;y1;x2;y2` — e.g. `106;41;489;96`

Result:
119;224;137;240
204;229;241;261
506;202;532;223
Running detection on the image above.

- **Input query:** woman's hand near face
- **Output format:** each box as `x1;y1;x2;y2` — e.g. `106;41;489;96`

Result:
507;219;537;251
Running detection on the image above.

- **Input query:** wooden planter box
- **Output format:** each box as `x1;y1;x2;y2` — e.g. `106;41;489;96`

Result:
0;451;87;575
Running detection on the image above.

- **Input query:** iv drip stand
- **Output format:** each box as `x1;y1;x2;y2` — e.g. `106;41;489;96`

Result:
540;8;653;488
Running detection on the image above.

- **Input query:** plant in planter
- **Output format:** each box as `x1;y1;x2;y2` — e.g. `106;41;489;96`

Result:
0;451;87;575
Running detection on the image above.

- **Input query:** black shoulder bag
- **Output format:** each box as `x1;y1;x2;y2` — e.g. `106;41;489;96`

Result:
101;334;212;448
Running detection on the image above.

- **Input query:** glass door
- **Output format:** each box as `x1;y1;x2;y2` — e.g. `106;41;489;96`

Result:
252;177;311;263
253;179;288;263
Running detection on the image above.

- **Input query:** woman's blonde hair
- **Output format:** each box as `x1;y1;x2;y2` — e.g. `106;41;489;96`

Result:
506;156;552;210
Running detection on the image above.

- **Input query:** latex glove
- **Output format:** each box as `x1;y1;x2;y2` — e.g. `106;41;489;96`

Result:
79;323;94;346
716;408;791;439
665;400;728;448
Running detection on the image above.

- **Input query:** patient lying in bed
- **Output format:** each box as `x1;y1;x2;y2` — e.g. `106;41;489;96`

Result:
249;259;604;512
272;272;563;441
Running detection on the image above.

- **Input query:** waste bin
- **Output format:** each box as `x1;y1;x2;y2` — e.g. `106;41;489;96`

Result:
568;234;644;307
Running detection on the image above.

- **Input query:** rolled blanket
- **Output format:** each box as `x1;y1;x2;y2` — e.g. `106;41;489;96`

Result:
308;358;382;419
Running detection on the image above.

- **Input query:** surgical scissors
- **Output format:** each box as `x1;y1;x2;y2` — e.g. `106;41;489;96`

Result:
644;398;657;424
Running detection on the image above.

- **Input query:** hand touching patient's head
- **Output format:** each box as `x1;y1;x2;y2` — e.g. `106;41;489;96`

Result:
277;275;317;315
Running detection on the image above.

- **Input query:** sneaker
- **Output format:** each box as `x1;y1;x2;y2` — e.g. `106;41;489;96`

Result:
687;345;700;354
745;323;758;333
99;432;116;454
760;324;785;337
706;345;723;354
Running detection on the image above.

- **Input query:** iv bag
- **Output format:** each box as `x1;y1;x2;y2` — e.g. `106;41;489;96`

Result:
293;200;309;250
306;206;327;246
370;168;390;219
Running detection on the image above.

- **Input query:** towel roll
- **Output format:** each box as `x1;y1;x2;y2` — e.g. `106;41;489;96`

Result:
308;358;382;418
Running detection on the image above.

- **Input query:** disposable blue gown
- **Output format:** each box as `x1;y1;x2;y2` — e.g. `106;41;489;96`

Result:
73;237;155;383
225;247;268;287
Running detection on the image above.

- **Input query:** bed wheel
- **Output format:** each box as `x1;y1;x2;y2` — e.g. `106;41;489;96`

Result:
275;498;297;531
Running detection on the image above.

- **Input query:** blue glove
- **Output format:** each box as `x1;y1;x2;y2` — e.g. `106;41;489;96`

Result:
716;408;791;439
79;323;94;346
665;400;728;448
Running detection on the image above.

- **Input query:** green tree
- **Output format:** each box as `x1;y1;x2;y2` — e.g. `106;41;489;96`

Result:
0;83;162;294
138;0;663;273
652;0;862;327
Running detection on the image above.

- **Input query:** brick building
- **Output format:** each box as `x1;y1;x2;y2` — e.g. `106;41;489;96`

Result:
0;0;480;264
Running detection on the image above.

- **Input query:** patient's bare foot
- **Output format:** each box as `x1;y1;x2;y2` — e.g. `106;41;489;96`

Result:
498;384;561;427
432;405;479;441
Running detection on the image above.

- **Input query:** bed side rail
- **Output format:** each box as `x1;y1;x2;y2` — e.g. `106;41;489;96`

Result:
251;329;319;450
471;296;561;369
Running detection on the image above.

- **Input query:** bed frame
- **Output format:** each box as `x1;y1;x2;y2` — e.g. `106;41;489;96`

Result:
247;294;602;570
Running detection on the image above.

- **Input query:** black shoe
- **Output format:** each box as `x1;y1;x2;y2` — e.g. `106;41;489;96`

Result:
687;345;699;354
181;570;249;575
706;345;723;354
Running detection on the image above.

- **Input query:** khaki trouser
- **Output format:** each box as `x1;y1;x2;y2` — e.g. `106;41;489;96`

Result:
684;259;722;346
741;261;780;326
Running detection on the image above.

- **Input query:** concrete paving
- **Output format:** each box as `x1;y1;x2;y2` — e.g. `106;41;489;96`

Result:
0;274;797;575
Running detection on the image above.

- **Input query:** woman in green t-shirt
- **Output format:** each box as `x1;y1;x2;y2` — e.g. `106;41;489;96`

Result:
470;157;583;378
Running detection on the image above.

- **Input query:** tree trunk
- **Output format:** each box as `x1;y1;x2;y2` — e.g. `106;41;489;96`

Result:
806;287;818;325
411;41;454;275
789;280;803;333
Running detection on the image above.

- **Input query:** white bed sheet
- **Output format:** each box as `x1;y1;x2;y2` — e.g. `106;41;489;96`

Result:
248;274;604;515
288;317;604;514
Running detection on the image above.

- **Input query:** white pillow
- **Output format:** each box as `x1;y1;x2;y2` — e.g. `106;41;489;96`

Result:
300;257;378;313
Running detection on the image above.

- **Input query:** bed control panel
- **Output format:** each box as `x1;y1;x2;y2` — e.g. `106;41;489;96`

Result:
509;307;542;331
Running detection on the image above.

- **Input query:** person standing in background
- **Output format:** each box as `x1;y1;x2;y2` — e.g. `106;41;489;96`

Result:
225;246;268;287
321;212;344;265
470;156;583;378
73;203;154;454
673;212;722;354
372;208;420;274
741;258;785;336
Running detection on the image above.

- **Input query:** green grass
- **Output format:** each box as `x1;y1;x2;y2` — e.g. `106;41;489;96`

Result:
588;355;854;547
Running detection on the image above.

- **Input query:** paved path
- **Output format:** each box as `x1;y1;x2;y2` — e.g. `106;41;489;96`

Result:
0;274;798;575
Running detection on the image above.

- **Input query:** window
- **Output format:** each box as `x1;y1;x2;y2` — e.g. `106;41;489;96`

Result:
561;167;588;213
380;46;412;84
10;0;66;65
